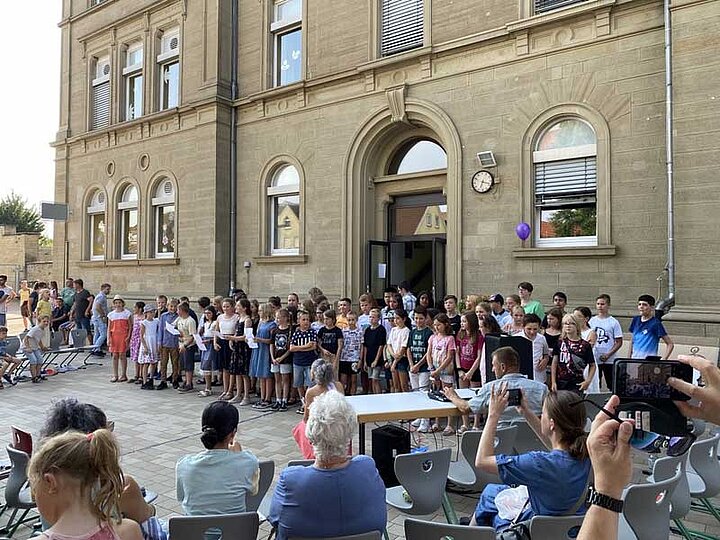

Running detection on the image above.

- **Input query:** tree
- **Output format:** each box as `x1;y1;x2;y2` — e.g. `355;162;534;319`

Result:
0;192;44;234
549;207;596;238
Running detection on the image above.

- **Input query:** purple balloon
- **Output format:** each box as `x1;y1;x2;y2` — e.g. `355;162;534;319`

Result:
515;222;531;241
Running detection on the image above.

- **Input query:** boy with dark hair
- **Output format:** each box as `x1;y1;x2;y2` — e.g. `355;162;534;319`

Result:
443;295;461;336
290;311;318;414
521;313;549;383
408;306;432;431
629;294;673;360
361;308;386;394
517;281;545;319
542;291;567;328
399;281;417;313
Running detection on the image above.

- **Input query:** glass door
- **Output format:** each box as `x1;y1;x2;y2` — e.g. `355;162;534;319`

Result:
432;237;446;304
367;241;390;299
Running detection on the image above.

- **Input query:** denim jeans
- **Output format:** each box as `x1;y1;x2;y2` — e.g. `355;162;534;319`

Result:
92;316;107;352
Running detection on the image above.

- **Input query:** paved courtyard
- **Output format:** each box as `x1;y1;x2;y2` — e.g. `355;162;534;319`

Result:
2;310;720;539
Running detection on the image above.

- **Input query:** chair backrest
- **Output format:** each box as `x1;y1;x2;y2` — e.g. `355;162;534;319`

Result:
621;469;681;540
290;532;382;540
458;425;517;489
70;328;88;347
528;515;584;539
245;460;274;512
394;447;451;516
11;426;33;455
404;517;495;540
651;454;690;519
48;331;64;351
5;445;32;507
687;433;720;498
287;459;314;468
4;337;20;357
509;420;545;454
168;512;259;540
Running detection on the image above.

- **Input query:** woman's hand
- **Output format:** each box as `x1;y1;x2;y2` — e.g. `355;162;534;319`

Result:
487;383;509;421
669;354;720;425
579;380;590;392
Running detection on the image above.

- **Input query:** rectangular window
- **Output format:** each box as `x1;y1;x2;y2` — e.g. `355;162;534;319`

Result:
121;209;138;258
90;214;106;260
155;204;176;257
380;0;424;57
158;29;180;110
91;56;111;130
534;0;589;14
272;0;302;87
534;157;597;246
123;44;143;121
272;194;300;253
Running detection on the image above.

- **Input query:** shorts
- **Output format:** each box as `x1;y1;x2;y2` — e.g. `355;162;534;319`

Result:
393;359;409;372
409;370;430;392
27;349;43;366
293;365;312;388
271;362;292;374
339;361;357;376
180;346;197;371
21;304;31;318
368;365;383;380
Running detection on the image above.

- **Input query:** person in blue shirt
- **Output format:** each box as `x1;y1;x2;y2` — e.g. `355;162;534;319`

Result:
268;391;386;540
628;294;674;360
470;386;591;530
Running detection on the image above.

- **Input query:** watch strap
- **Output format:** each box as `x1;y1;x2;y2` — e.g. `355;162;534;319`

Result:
587;486;624;513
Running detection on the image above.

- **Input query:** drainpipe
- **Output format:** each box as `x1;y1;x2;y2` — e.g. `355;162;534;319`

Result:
228;0;239;295
656;0;675;316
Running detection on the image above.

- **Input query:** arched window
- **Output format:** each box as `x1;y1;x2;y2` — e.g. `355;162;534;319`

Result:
152;179;176;258
389;139;447;175
118;184;139;259
533;118;597;247
86;190;106;261
267;165;300;254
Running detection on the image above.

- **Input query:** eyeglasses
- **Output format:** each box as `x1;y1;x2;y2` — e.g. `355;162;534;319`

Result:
571;398;696;457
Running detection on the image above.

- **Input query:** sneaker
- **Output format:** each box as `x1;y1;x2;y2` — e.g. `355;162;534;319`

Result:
198;389;212;397
270;401;281;411
296;406;305;415
279;401;288;411
172;380;180;390
177;385;194;394
156;381;168;390
141;381;155;390
239;398;252;406
411;419;422;428
418;420;431;433
252;401;265;409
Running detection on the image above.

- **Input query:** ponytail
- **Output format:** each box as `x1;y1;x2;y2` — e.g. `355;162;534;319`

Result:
87;429;124;523
545;391;589;461
311;358;336;387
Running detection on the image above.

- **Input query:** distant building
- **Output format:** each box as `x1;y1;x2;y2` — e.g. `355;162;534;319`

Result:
53;0;720;336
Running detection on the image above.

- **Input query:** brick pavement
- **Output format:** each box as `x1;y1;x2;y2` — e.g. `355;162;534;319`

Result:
2;311;719;539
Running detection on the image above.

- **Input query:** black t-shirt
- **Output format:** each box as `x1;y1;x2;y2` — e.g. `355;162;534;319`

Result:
273;326;292;364
72;289;92;318
408;327;433;372
317;326;344;354
51;304;70;330
30;291;39;311
362;325;387;367
448;314;461;336
553;337;595;384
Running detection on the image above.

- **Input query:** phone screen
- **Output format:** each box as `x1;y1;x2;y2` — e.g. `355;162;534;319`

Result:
614;360;692;401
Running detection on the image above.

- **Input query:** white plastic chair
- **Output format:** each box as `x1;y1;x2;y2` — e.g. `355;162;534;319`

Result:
447;425;517;491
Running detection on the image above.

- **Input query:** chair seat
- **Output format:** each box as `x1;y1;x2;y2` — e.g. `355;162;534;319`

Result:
448;460;476;487
687;471;707;496
386;486;413;511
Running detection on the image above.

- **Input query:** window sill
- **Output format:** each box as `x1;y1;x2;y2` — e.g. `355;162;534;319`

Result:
356;46;432;73
508;0;616;33
512;245;616;258
253;254;308;265
78;258;180;267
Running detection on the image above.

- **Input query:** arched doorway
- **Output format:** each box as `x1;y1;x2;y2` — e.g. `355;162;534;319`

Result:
342;97;462;300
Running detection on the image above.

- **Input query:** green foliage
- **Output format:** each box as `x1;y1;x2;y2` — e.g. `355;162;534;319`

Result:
549;207;596;237
0;192;44;234
39;235;53;247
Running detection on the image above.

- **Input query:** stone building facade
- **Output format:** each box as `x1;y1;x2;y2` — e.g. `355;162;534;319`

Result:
54;0;720;336
0;226;54;287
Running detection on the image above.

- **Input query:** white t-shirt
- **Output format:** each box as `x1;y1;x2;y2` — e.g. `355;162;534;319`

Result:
218;314;239;336
589;315;623;363
388;326;410;356
521;332;550;383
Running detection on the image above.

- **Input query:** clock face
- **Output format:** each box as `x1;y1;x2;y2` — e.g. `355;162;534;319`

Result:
471;170;494;194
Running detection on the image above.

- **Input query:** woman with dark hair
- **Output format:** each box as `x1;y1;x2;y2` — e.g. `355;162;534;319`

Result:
471;388;590;530
175;401;259;515
417;290;435;311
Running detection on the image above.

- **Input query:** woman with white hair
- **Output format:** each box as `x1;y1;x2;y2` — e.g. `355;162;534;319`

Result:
269;391;386;539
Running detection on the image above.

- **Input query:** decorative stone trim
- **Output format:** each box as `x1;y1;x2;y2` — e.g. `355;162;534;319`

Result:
253;254;308;265
512;245;616;258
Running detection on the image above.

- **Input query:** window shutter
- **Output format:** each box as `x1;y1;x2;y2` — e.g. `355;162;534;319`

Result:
534;157;596;206
381;0;424;57
91;81;110;130
534;0;588;14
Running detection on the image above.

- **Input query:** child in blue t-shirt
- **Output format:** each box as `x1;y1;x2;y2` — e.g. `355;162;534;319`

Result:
628;294;674;360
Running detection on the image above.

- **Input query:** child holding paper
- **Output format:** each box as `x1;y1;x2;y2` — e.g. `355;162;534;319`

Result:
157;298;180;390
139;305;159;389
198;305;218;397
250;303;277;409
176;302;198;393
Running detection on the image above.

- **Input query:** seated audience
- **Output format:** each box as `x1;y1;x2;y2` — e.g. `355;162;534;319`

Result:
268;391;387;539
472;388;590;530
175;401;259;515
28;429;143;540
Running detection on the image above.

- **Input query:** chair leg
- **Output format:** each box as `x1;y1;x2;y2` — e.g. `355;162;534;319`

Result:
383;528;390;540
673;519;702;540
441;492;459;524
698;498;720;524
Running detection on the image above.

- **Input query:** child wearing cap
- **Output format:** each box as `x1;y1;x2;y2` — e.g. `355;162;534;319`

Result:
139;305;160;389
107;294;133;383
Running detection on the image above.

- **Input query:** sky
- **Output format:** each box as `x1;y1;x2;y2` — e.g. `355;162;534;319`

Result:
0;4;62;236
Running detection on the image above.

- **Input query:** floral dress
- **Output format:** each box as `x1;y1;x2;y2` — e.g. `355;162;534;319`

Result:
130;316;143;363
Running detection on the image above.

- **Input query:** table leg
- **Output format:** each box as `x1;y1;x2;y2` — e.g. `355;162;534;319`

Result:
359;422;366;455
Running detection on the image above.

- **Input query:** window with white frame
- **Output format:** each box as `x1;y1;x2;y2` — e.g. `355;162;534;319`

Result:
158;28;180;110
534;0;589;15
268;165;300;254
380;0;424;57
118;185;139;259
152;180;176;258
90;55;111;130
533;118;597;247
123;43;143;121
272;0;302;86
87;191;106;260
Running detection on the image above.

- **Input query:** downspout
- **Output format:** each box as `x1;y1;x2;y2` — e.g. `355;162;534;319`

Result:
228;0;239;295
656;0;675;315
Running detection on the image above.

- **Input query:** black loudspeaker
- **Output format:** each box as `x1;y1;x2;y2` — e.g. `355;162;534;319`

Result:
484;334;534;382
372;425;411;487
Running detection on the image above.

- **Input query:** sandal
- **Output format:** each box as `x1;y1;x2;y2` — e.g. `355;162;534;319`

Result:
118;377;128;383
443;426;455;436
458;425;469;434
430;423;440;433
110;377;119;383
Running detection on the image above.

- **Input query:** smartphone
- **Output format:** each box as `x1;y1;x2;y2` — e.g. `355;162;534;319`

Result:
507;388;522;407
614;358;693;401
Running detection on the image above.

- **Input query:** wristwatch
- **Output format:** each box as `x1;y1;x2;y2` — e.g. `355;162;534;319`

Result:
587;486;624;513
